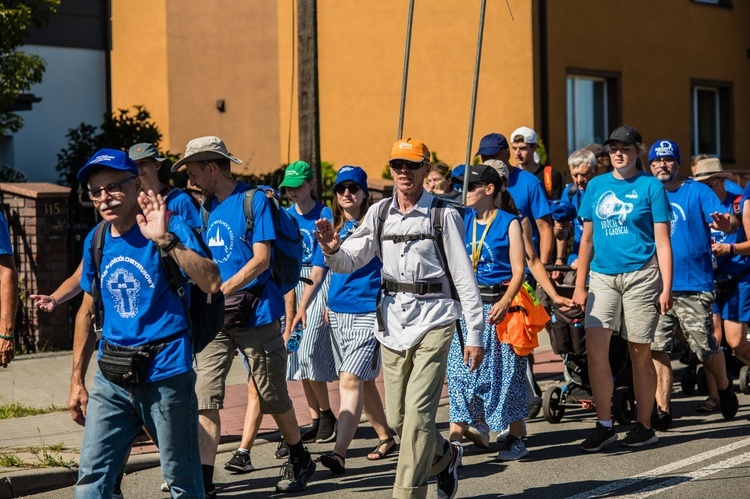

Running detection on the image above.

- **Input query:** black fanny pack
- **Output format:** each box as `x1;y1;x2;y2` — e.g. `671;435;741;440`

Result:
223;289;262;330
479;284;508;303
98;341;164;386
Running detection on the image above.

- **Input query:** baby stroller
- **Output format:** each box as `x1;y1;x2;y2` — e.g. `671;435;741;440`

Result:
540;267;636;424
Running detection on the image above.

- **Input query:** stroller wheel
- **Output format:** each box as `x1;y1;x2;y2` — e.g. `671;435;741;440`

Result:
740;366;750;395
697;367;708;396
542;386;565;423
680;366;697;396
612;386;635;425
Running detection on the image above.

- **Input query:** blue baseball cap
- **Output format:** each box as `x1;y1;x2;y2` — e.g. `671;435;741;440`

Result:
648;139;681;165
451;164;466;179
550;200;578;223
475;133;509;157
77;148;138;182
335;165;368;195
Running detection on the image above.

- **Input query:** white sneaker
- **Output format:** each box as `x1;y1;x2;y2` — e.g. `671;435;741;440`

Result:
160;482;169;492
463;420;490;449
497;436;529;461
496;421;527;442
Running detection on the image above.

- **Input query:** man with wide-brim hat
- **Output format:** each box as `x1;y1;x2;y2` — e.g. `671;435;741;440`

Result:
693;157;733;184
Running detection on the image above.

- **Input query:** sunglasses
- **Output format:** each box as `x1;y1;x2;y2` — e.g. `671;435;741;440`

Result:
389;160;425;171
334;183;361;195
467;182;487;192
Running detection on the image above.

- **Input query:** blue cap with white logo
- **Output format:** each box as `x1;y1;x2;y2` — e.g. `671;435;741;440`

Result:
335;165;368;195
648;140;681;165
77;148;138;182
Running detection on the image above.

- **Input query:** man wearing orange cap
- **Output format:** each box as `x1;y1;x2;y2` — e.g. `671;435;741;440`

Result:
314;138;484;499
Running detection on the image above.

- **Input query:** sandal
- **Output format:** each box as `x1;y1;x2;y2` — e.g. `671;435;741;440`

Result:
320;452;346;474
696;397;719;413
366;437;397;461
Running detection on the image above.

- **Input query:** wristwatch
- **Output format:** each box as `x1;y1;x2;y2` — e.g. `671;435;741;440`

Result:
159;232;181;252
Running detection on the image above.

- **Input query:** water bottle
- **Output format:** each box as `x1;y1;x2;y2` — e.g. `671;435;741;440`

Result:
287;324;303;353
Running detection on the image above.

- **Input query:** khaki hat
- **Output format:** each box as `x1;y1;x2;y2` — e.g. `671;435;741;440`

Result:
694;157;731;182
389;138;430;163
482;159;510;180
171;136;242;171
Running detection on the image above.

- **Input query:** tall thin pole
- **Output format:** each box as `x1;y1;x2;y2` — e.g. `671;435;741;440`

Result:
462;0;488;206
397;0;415;140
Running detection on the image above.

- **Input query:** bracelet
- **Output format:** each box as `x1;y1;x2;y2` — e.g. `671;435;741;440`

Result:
159;232;181;252
730;243;736;255
50;295;58;307
0;334;14;340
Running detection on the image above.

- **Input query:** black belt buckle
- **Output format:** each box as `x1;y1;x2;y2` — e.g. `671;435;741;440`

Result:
416;282;428;295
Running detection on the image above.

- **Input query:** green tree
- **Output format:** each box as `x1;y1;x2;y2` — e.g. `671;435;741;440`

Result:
0;0;59;136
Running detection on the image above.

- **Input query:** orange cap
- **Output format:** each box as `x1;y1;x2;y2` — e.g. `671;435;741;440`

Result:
389;138;430;163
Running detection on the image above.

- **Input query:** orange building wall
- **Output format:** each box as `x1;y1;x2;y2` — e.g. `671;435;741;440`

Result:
278;0;537;180
546;0;750;174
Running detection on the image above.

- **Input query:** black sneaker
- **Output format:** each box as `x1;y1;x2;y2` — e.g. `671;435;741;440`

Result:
224;450;254;473
275;441;289;459
621;423;658;448
651;406;673;431
205;486;217;499
316;413;338;443
276;453;316;493
436;440;463;499
580;422;617;452
300;419;319;442
718;384;739;420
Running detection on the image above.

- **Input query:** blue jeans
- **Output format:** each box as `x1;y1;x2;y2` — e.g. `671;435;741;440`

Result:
76;370;203;498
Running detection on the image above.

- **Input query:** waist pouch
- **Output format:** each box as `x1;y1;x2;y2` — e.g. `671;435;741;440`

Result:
479;284;508;303
223;289;261;330
98;341;162;386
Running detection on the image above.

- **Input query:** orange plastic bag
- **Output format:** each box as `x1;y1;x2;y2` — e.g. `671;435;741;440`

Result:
495;282;550;356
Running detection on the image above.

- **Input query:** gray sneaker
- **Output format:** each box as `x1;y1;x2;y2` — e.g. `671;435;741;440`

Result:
496;421;527;442
463;420;490;449
497;436;529;461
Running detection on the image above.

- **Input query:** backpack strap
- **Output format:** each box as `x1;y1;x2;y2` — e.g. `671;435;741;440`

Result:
567;183;579;202
200;196;212;234
243;188;257;239
543;166;554;199
733;194;744;230
375;197;392;255
92;221;109;340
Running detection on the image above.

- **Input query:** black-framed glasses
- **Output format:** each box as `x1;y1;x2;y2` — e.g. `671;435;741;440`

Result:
389;160;425;171
651;158;676;166
467;182;487;192
334;183;361;195
86;175;136;200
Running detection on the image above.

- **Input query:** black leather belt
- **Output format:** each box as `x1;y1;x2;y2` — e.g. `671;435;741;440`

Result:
478;284;508;303
382;280;443;295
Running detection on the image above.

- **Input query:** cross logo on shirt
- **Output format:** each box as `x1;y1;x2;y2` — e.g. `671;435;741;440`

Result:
106;269;141;318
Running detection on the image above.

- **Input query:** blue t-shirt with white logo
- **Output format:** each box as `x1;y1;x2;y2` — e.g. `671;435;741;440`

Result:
578;172;673;275
288;202;332;268
0;212;12;255
712;191;750;275
464;209;518;285
559;183;585;265
204;183;284;327
165;188;201;229
80;215;206;383
507;167;551;248
327;219;383;314
667;179;727;292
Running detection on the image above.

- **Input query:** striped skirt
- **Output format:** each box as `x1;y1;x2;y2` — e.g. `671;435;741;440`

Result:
328;311;380;381
286;266;340;382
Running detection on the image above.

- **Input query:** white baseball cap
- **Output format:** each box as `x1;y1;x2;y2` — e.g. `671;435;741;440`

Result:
510;126;537;144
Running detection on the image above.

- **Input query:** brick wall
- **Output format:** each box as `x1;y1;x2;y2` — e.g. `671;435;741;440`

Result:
0;183;71;351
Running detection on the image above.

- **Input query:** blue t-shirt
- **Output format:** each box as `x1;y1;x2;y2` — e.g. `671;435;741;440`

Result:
80;215;205;383
165;188;201;229
464;209;518;285
0;212;12;255
507;167;551;247
288;202;332;268
667;179;727;292
203;183;284;327
559;183;585;265
327;219;383;314
578;171;673;274
726;179;743;196
712;190;750;275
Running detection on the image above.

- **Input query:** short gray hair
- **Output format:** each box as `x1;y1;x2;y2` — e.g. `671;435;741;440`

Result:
568;149;596;171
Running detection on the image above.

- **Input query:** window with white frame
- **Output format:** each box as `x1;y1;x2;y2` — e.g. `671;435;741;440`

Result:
566;76;609;154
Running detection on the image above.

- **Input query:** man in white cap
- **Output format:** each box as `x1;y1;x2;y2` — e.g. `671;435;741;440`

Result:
172;136;315;495
510;126;564;201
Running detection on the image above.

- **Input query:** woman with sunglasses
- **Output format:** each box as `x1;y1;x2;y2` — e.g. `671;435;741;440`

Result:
279;160;339;445
292;166;393;474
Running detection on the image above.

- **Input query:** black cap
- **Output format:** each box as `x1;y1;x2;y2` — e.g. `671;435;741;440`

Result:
603;125;643;146
455;163;504;189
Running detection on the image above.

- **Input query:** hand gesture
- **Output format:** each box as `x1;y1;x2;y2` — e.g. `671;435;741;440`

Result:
136;191;169;245
30;294;56;313
709;212;734;233
313;218;342;254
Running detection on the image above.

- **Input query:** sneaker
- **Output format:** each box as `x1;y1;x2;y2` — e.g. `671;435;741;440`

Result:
463;420;490;449
718;385;739;420
275;441;289;459
651;406;673;431
112;493;123;499
160;482;169;492
436;440;463;499
621;423;658;448
496;435;529;461
275;453;316;493
580;422;617;452
300;419;320;442
205;486;217;499
496;421;527;442
316;413;338;443
113;470;124;498
224;450;255;473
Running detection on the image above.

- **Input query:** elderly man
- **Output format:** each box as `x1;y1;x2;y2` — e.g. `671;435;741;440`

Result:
314;138;484;499
74;149;221;498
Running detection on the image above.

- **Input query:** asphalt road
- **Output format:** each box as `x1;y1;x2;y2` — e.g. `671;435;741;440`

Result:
30;386;750;499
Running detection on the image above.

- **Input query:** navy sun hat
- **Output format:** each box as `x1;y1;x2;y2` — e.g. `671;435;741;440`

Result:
550;200;578;223
77;148;138;182
475;133;509;157
335;165;369;195
648;139;681;165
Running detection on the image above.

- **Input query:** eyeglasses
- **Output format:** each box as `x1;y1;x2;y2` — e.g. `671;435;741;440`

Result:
467;182;487;192
651;158;676;166
86;175;136;200
334;183;361;195
389;160;425;171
